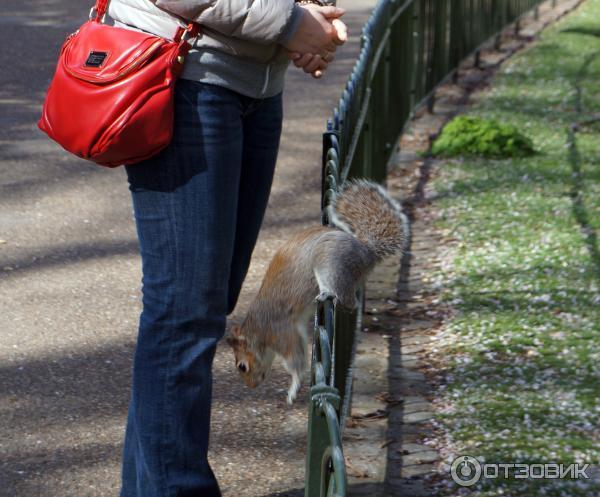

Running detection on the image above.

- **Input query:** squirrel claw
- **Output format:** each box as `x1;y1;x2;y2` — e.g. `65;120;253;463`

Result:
315;291;339;306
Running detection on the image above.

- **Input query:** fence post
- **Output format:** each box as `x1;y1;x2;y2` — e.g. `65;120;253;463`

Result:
494;33;502;50
305;383;342;497
492;0;502;49
410;0;423;114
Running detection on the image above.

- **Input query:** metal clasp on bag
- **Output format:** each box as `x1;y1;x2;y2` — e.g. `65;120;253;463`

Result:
89;6;106;22
181;23;200;43
173;23;200;65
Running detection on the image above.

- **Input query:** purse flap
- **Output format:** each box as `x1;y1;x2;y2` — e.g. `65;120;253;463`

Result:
62;21;170;84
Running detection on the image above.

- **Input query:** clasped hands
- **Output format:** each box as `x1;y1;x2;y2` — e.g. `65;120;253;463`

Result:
281;4;348;78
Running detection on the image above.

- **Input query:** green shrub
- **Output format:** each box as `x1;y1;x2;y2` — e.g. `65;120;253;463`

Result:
431;115;536;158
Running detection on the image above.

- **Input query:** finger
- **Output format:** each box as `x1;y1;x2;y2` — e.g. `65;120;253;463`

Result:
323;50;336;63
288;51;302;61
313;57;331;78
304;55;323;74
317;6;346;19
332;19;348;45
323;41;337;52
303;57;321;74
320;51;334;63
294;53;314;68
315;58;329;73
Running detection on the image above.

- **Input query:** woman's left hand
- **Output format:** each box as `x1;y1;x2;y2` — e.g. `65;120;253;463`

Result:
289;52;330;78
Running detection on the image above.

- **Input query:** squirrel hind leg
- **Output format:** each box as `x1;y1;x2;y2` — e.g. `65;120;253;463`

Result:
314;270;345;308
314;248;369;310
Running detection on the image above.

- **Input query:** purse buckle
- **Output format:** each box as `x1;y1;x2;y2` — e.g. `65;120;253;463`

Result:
182;24;200;43
89;6;106;22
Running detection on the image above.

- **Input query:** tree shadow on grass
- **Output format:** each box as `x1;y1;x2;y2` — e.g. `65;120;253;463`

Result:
561;26;600;38
567;129;600;281
565;44;600;281
443;256;598;317
431;158;577;199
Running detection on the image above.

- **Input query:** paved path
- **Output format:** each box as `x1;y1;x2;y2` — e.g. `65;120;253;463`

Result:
0;1;375;496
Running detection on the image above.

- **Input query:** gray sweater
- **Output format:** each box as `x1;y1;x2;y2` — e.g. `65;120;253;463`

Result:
108;0;304;98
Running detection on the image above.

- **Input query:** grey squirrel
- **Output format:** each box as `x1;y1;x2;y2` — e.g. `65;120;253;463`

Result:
226;179;410;403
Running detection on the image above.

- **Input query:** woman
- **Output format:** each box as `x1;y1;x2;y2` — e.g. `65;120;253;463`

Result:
106;1;347;496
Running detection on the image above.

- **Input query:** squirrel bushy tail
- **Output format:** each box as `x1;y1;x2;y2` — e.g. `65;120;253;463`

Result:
327;179;409;260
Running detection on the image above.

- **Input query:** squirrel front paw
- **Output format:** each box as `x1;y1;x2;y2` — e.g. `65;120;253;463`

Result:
286;372;301;405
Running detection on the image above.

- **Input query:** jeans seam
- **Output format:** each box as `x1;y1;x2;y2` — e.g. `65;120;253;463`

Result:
162;190;181;497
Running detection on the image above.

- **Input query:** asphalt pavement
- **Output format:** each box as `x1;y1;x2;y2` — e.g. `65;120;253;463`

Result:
0;1;376;496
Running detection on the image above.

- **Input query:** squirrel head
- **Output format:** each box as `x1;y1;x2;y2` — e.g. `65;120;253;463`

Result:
226;324;274;388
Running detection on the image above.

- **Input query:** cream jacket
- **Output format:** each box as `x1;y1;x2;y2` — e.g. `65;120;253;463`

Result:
108;0;302;97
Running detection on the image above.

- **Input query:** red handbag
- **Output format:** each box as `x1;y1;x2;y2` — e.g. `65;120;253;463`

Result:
38;0;199;167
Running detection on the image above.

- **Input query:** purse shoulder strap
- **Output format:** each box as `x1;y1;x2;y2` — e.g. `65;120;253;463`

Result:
94;0;110;19
91;0;200;41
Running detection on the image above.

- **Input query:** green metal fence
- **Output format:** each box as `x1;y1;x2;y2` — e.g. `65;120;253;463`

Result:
305;1;550;496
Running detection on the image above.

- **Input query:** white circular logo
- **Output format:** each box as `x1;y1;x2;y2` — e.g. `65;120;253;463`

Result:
450;455;482;486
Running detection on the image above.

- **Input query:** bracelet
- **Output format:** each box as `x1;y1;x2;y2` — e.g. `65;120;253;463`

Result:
295;0;325;6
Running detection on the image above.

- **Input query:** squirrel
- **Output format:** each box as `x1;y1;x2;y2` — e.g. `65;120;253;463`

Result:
226;179;410;404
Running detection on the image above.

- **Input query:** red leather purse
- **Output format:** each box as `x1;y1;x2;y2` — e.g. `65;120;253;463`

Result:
38;0;199;167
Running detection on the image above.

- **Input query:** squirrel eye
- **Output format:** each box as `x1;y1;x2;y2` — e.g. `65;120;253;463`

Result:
237;362;248;373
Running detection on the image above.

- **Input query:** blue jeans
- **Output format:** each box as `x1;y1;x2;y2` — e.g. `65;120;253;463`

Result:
120;79;283;497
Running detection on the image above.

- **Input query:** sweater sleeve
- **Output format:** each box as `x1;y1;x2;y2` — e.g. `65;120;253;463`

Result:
154;0;301;44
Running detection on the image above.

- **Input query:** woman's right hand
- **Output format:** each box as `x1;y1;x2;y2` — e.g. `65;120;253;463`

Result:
281;4;346;55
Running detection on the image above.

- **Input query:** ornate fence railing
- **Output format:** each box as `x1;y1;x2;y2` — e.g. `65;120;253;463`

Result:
305;1;550;496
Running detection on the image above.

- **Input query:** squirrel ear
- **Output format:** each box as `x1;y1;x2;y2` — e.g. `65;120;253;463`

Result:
230;324;245;337
226;325;246;348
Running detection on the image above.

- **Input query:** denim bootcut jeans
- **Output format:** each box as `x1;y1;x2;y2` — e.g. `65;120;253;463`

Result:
120;78;283;497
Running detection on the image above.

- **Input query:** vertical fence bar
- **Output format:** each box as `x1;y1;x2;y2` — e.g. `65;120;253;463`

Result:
333;306;359;424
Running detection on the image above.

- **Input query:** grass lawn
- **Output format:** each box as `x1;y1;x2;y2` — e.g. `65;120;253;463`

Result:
431;1;600;495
